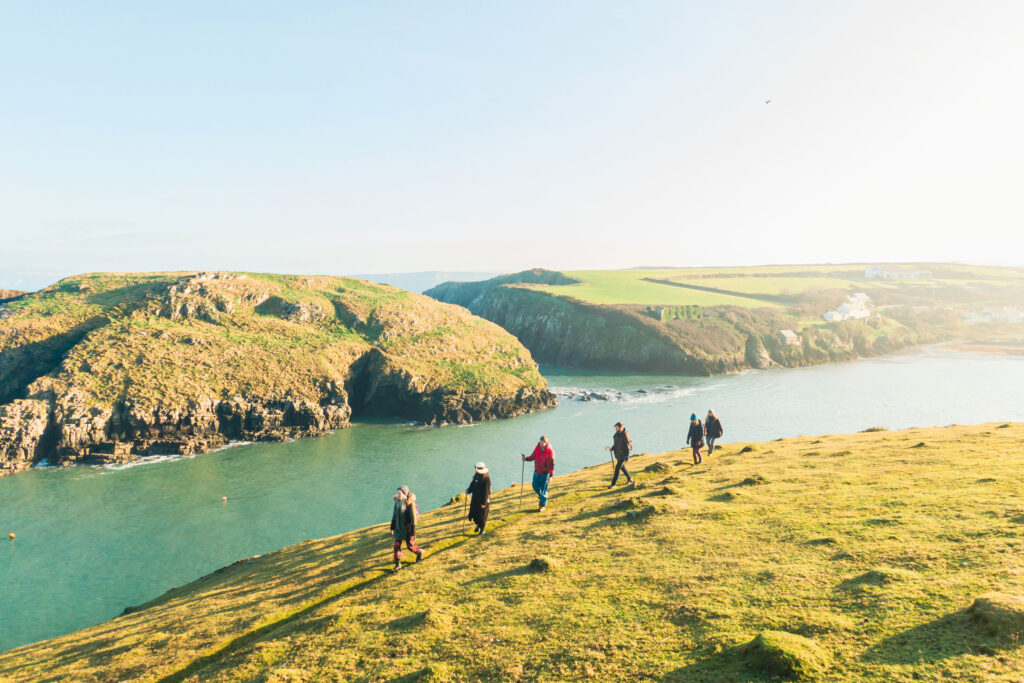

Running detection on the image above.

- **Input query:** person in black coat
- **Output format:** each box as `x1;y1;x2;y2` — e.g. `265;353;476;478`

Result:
705;409;724;455
465;463;491;534
686;413;705;465
608;421;634;488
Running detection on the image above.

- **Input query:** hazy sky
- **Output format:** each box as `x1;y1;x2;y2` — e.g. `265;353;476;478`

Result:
2;1;1023;289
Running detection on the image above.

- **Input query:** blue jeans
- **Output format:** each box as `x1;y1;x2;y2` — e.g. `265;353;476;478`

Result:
532;472;550;507
707;437;717;455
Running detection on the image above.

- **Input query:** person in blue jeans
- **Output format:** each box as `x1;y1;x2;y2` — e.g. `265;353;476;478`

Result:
705;409;724;455
522;435;555;511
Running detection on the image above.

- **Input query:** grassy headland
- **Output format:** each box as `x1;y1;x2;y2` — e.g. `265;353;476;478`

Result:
426;264;1024;374
2;423;1022;681
0;272;554;475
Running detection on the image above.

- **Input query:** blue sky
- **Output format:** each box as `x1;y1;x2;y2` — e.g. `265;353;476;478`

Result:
2;1;1023;289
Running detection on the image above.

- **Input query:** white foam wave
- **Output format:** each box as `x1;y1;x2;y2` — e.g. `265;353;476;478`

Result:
551;384;713;405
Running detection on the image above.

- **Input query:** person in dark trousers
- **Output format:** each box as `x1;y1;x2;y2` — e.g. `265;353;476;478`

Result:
705;409;723;455
390;485;423;571
522;435;555;511
608;421;634;488
465;462;491;534
686;413;705;465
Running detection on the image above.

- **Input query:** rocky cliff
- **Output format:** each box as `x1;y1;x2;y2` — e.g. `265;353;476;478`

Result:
0;272;554;475
427;271;953;374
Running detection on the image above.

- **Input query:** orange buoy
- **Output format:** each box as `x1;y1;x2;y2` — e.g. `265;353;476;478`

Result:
7;533;14;540
221;496;227;503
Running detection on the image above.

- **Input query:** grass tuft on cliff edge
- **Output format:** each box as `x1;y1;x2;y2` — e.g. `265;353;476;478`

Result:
1;423;1022;681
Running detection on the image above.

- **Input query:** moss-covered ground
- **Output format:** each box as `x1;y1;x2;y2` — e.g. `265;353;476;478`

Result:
2;423;1022;681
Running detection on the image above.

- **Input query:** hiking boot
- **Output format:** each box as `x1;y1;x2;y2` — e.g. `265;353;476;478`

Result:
392;562;401;572
607;483;616;489
539;505;546;512
415;548;424;562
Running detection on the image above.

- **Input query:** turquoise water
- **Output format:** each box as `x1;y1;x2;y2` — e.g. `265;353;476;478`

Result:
1;347;1022;652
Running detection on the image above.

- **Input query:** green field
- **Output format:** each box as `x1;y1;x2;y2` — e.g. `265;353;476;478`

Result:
521;264;1024;309
4;423;1023;681
528;270;781;307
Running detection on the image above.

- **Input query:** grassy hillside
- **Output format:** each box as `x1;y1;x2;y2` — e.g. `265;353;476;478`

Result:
3;423;1022;681
427;264;1024;374
0;272;554;475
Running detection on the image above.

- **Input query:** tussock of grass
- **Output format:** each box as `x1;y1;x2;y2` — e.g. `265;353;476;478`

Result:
738;474;769;486
739;445;755;453
740;630;831;680
806;537;838;547
861;427;888;433
3;424;1024;682
968;593;1024;641
528;556;557;573
840;568;918;592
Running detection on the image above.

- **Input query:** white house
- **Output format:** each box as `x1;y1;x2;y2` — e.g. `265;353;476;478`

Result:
824;292;873;322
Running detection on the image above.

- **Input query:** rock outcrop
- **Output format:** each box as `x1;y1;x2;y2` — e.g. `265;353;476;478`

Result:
0;272;555;475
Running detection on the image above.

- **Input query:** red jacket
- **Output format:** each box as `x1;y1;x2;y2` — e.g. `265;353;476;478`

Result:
526;443;555;475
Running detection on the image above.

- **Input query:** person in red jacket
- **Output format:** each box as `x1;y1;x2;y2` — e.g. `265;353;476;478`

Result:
522;435;555;511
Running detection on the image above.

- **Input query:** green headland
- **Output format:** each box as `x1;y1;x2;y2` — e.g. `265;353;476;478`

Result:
426;263;1024;374
2;423;1021;681
0;272;554;476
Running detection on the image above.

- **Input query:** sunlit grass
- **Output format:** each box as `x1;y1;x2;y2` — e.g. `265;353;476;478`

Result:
3;423;1022;681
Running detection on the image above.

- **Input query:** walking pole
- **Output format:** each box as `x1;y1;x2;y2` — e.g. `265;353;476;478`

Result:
519;454;526;511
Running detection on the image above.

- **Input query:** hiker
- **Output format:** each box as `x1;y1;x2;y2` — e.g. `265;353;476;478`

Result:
705;409;724;455
465;462;492;534
522;435;555;512
389;485;424;571
608;421;634;488
686;413;705;465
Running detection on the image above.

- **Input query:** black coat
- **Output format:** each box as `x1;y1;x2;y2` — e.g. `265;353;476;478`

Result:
705;416;723;439
466;472;491;526
612;429;632;460
686;421;705;447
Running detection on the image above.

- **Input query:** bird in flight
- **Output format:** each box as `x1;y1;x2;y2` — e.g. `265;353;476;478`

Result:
765;99;772;104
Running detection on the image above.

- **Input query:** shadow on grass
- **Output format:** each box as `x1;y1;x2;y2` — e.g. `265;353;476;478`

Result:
462;565;535;586
861;608;1021;664
658;645;765;681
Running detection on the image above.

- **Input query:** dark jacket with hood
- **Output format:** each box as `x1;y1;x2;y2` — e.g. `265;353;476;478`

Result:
686;421;705;447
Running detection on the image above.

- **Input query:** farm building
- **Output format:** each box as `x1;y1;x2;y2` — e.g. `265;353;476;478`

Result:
777;329;801;346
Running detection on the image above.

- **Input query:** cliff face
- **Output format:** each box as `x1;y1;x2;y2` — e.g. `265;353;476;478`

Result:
427;272;953;375
478;286;725;373
0;272;555;475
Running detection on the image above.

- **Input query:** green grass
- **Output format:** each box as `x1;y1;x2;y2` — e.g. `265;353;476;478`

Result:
664;275;872;297
4;423;1022;681
1;271;549;416
527;270;780;307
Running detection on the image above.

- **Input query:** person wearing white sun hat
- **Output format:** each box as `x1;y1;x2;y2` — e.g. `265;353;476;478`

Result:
465;463;492;534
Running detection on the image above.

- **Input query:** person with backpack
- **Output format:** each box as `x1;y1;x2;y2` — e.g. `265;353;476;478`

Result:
465;462;492;534
608;421;634;488
705;409;724;455
522;435;555;512
390;485;424;571
686;413;705;465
